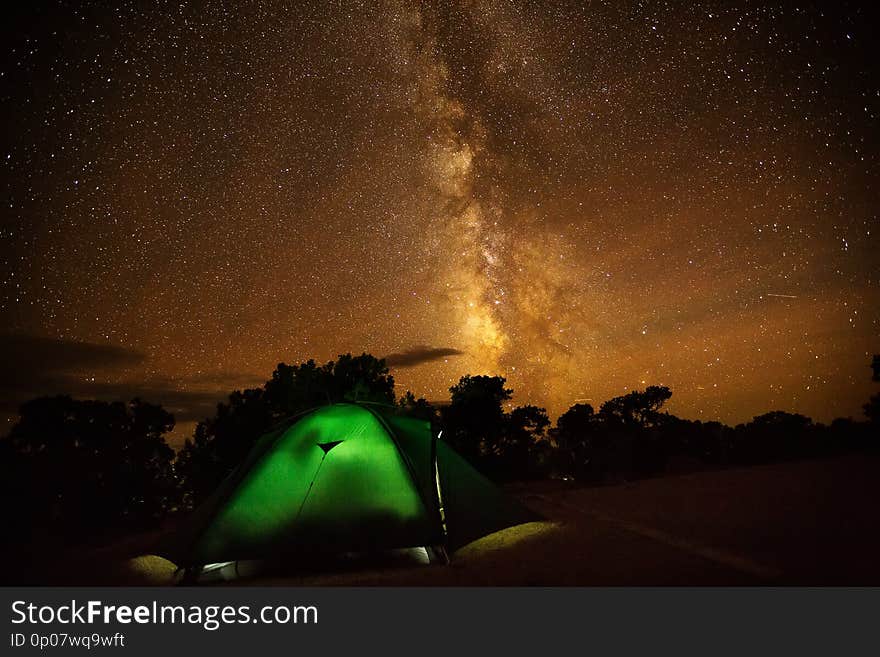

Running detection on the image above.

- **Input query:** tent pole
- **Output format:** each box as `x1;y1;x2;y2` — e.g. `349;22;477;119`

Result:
294;452;328;523
431;427;449;562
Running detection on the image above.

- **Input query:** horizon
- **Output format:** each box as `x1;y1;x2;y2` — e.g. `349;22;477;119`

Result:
2;338;875;450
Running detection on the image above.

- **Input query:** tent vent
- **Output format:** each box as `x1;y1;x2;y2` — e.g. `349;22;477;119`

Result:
317;440;344;454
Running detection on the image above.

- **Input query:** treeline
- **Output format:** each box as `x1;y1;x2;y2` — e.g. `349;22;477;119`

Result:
1;353;877;547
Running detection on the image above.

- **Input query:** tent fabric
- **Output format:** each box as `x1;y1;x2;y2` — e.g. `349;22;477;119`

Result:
159;403;538;568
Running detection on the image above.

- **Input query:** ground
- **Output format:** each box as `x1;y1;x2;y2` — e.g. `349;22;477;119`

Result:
21;451;880;585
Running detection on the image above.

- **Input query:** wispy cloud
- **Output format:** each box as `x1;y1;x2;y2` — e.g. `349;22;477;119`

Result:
0;333;145;385
0;333;262;423
383;345;464;368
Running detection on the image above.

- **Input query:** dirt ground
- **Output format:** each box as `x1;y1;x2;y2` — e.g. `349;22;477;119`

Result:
20;451;880;586
242;451;880;586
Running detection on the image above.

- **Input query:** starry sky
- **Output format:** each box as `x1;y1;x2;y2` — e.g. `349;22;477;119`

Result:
2;1;878;443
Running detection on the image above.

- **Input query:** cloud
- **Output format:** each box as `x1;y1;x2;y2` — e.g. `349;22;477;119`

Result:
0;333;263;424
0;333;145;386
3;380;224;421
383;345;464;368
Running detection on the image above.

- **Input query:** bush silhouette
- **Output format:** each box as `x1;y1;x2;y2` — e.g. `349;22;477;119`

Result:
0;396;177;543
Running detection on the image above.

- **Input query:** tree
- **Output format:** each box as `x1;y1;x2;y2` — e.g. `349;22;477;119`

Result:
667;418;731;465
263;353;395;413
499;405;551;480
175;387;272;506
551;403;600;479
329;352;395;404
732;411;814;463
396;391;439;423
599;385;673;428
596;386;674;477
438;376;551;479
1;395;177;541
440;375;512;467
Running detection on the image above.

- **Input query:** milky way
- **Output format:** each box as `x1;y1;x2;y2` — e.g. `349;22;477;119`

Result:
2;1;878;441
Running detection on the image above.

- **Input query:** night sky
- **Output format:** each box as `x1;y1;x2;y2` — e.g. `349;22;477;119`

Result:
2;1;877;442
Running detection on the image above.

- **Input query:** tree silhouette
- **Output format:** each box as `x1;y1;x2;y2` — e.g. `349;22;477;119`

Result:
3;349;876;545
175;387;273;507
599;385;673;428
264;353;395;412
439;376;551;480
665;417;731;465
0;395;177;542
597;386;674;477
733;411;814;463
441;375;512;468
499;405;551;479
551;403;599;479
396;391;439;423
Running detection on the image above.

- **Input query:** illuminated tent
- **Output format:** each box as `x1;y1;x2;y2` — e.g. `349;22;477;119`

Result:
160;403;537;577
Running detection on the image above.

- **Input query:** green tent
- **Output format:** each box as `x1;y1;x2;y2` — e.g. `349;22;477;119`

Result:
160;403;537;576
